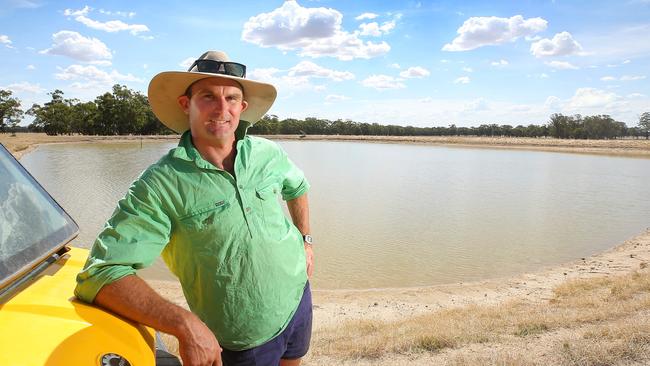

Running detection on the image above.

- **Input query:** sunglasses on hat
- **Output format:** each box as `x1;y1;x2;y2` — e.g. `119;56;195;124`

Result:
188;59;246;78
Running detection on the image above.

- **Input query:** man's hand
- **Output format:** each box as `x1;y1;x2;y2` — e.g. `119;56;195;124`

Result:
304;243;314;279
177;314;223;366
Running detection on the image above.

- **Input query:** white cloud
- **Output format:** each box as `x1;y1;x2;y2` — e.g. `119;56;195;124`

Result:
5;82;45;94
601;75;647;82
55;64;143;89
462;67;473;73
567;87;619;109
76;16;148;34
248;66;320;93
544;96;562;110
242;2;340;46
249;67;282;82
440;59;450;63
0;34;13;48
64;6;149;35
454;76;470;84
26;64;35;70
242;1;390;60
442;15;547;51
545;60;579;70
359;20;396;36
627;93;646;98
90;60;112;66
355;12;378;21
622;59;631;64
40;31;112;62
620;75;646;81
540;73;549;79
399;66;430;78
325;94;349;102
491;59;509;67
63;5;89;17
389;63;401;69
361;74;406;90
99;9;136;18
530;31;582;58
288;61;354;81
179;57;194;69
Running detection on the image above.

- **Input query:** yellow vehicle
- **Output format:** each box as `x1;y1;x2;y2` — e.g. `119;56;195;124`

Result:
0;143;180;366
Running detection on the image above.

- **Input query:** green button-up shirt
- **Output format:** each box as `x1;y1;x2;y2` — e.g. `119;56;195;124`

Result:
75;128;309;350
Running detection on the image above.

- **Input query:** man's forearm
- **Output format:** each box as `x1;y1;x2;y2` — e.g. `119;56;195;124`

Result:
94;274;195;338
287;193;314;278
94;275;223;365
287;193;310;235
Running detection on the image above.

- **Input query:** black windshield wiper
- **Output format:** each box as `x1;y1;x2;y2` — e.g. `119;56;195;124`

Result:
0;246;71;303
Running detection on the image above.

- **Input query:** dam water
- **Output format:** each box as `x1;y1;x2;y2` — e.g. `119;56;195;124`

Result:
20;140;650;289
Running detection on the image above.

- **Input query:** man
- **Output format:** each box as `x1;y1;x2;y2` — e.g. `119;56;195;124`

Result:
75;51;314;366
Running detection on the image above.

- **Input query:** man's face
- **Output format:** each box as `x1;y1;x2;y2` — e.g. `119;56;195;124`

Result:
178;77;248;145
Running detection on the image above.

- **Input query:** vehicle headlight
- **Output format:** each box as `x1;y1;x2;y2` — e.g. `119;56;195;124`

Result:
99;353;132;366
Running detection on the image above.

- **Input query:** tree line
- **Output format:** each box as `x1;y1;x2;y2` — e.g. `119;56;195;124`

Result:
1;86;171;136
1;86;649;139
249;113;650;139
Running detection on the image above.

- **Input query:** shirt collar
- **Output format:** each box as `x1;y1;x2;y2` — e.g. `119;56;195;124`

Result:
171;121;252;169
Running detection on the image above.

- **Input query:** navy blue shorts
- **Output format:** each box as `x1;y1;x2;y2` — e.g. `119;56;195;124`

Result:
221;283;313;366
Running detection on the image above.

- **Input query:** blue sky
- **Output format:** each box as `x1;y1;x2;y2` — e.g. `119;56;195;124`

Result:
1;0;649;127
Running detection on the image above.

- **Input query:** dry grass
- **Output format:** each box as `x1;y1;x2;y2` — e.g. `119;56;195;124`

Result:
557;316;650;366
445;352;536;366
310;270;650;365
0;132;179;159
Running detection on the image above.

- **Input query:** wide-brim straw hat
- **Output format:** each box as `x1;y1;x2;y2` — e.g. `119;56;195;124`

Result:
148;50;277;133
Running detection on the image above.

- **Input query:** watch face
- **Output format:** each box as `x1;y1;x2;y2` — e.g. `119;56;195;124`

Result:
303;234;313;244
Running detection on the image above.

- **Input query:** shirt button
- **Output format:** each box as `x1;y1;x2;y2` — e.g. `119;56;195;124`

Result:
245;207;251;213
238;184;243;189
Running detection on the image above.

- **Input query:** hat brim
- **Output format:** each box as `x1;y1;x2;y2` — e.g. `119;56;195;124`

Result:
148;71;277;133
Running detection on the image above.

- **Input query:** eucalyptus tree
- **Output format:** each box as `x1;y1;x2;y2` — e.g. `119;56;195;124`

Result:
27;90;75;135
639;112;650;139
0;89;23;133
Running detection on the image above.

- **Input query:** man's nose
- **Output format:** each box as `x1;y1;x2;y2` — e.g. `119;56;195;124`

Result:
211;97;229;118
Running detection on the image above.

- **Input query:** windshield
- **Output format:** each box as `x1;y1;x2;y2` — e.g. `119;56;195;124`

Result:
0;143;78;290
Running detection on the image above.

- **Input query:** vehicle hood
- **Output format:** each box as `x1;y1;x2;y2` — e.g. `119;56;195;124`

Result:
0;247;155;366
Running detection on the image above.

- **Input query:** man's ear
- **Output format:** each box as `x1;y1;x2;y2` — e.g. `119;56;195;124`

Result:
241;100;248;112
178;95;190;115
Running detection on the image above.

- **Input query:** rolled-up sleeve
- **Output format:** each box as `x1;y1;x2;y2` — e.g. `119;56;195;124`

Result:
277;147;310;201
75;175;171;303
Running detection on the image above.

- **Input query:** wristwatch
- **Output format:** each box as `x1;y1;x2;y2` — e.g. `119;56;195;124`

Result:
302;234;313;245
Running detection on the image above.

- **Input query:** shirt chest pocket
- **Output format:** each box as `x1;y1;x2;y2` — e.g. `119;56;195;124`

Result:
255;181;282;223
179;200;231;232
